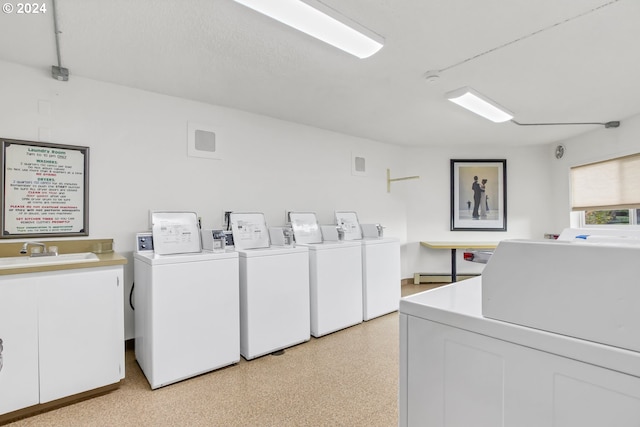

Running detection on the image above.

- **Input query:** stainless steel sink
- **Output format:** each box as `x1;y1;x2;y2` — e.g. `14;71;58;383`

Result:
0;252;99;269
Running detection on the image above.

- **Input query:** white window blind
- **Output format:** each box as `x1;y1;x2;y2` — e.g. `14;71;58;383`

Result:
571;153;640;211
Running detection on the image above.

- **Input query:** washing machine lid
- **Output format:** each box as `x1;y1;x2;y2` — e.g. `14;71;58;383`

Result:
150;211;202;255
230;212;270;250
289;212;323;244
361;237;400;245
235;245;308;257
298;240;361;251
134;250;237;265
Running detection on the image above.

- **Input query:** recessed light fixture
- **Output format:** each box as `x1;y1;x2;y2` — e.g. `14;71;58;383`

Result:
445;86;514;123
233;0;384;59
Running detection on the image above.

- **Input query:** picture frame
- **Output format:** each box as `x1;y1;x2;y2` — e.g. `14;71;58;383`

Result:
1;138;90;239
450;159;506;231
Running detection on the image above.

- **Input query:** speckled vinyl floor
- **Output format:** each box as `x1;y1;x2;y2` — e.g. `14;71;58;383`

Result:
6;284;438;427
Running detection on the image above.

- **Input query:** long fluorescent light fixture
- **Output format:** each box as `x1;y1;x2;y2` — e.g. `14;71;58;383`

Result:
446;87;514;123
233;0;384;59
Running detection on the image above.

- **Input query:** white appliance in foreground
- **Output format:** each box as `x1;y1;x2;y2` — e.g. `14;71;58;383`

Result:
134;251;240;389
399;278;640;427
237;246;310;360
482;238;640;352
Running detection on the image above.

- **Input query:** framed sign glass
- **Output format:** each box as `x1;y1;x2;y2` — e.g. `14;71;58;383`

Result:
1;139;89;238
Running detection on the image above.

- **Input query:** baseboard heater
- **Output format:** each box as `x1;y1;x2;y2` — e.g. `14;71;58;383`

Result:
413;273;480;284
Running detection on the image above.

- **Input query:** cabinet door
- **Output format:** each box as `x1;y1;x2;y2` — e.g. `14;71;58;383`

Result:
38;267;123;403
0;278;39;415
402;316;640;427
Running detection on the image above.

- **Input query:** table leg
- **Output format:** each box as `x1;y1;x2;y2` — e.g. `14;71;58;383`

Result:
451;248;457;282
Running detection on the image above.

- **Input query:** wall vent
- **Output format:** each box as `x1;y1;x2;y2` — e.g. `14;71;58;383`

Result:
352;152;367;176
188;122;221;159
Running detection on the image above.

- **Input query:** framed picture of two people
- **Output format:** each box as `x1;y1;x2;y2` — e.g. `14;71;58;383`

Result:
450;159;506;231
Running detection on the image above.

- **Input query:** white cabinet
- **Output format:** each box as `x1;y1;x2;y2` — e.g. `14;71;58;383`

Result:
0;266;124;416
38;267;124;402
0;277;39;415
402;315;640;427
399;278;640;427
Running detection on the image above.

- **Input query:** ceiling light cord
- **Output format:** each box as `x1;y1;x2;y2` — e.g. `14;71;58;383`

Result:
511;120;620;128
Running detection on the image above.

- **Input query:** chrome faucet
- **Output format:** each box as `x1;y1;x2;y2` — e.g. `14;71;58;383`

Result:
19;241;57;257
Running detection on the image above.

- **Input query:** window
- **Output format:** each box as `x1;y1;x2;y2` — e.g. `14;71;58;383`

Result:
584;209;636;225
572;153;640;228
571;153;640;211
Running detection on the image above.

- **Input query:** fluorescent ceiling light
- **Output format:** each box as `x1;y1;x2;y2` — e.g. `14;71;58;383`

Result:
233;0;384;59
446;87;514;123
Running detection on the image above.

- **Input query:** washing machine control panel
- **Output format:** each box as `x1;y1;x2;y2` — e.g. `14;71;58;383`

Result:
136;232;154;252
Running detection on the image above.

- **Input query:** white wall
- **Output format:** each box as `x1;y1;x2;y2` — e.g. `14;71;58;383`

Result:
0;61;408;339
403;144;555;276
548;112;640;232
6;58;627;340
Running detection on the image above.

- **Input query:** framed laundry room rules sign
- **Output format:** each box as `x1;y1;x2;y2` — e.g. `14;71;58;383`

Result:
1;138;89;238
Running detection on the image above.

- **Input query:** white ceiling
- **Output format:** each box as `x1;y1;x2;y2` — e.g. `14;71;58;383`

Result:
0;0;638;147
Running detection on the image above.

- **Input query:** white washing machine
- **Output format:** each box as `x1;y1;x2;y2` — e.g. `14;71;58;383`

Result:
289;211;363;337
302;241;363;337
334;211;401;321
237;246;310;360
134;250;240;389
361;237;401;320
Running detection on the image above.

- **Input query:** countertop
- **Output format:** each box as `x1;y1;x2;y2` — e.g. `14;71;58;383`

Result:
0;238;127;276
